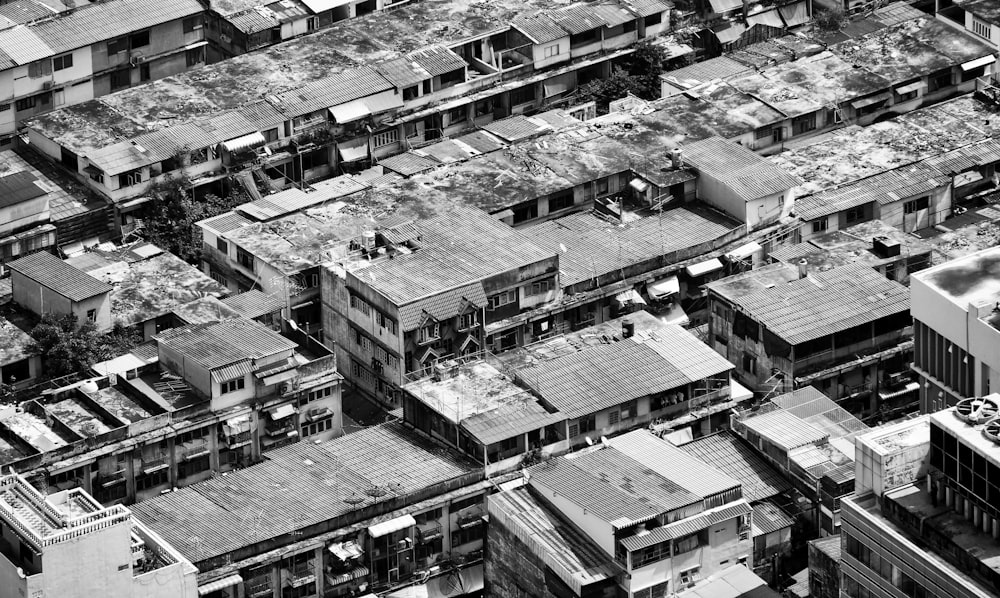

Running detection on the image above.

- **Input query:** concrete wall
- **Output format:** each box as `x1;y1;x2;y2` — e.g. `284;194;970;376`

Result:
0;194;49;237
529;478;615;555
42;520;134;597
11;270;111;329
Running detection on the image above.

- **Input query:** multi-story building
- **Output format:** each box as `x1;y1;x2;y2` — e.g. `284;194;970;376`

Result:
706;262;913;416
487;429;755;598
910;246;1000;412
938;0;1000;54
840;398;1000;598
730;386;869;535
0;472;198;598
0;0;206;143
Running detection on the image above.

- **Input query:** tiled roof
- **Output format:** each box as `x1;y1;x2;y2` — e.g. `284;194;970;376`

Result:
130;423;478;563
680;431;792;503
153;318;297;371
222;290;285;319
512;13;567;43
8;251;112;302
516;332;731;418
683;136;802;201
397;281;486;332
727;262;910;345
408;45;466;77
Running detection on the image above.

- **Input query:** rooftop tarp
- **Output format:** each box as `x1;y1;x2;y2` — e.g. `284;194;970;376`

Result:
222;131;266;152
368;513;417;538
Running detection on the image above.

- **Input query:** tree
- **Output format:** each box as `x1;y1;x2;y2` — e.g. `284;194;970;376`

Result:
29;314;141;380
814;7;846;33
572;40;671;113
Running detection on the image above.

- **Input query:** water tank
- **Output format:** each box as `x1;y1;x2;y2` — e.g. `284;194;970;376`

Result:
622;319;635;338
361;230;376;252
80;380;99;394
670;147;683;169
797;258;808;279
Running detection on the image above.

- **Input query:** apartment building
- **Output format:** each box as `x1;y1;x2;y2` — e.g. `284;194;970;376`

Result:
910;246;1000;412
0;472;198;598
487;429;755;598
938;0;1000;54
840;400;1000;598
128;423;489;598
706;262;912;416
0;0;206;143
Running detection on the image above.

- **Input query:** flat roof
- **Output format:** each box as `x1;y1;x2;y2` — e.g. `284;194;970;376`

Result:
707;262;909;345
680;431;793;503
130;423;478;563
854;414;929;457
677;564;780;598
931;400;1000;469
955;0;1000;25
769;220;934;271
912;245;1000;306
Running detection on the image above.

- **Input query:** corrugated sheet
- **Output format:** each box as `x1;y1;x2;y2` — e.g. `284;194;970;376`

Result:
618;0;672;17
0;25;52;65
379;151;439;176
512;13;567;43
8;251;112;302
376;57;431;88
408;45;467;77
153;319;297;370
484;115;551;142
591;3;636;27
397;280;486;331
275;66;394;117
742;410;828;451
752;501;794;536
0;171;43;208
550;4;607;34
210;359;254;382
684;136;802;201
462;399;564;446
680;432;792;503
200;211;252;235
223;290;285;319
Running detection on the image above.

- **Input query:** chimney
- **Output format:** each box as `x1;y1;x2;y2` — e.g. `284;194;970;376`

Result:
622;319;635;338
797;258;808;279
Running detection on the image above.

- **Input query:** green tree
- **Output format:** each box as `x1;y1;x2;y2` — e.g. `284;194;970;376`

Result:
29;314;141;379
572;40;671;112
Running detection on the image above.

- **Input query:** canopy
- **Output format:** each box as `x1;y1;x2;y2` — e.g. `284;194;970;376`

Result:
261;368;298;387
300;0;352;12
362;93;404;114
647;275;679;300
338;137;369;162
851;93;890;109
268;403;298;420
368;513;416;538
727;240;762;261
685;258;723;278
328;540;364;560
329;99;371;124
386;565;484;598
894;81;926;95
615;289;646;305
222;131;266;152
199;574;243;595
961;55;995;71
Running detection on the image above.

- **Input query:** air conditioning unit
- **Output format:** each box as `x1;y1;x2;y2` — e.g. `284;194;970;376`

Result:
279;381;292;395
42;81;53;90
130;55;145;66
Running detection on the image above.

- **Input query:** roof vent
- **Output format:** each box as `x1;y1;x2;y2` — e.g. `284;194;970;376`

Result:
955;397;999;425
984;418;1000;445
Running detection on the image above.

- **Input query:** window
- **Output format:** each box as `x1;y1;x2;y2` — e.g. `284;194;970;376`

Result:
136;468;168;491
608;409;620;426
543;44;560;58
403;85;419;101
15;96;36;112
139;64;151;82
53;54;73;71
792;113;816;135
447;106;467;126
742;352;756;376
107;37;128;54
216;238;228;254
548;192;574;212
755;127;773;140
350;294;371;316
620;400;637;419
304;417;333;437
844;205;867;225
459;311;478;330
812;218;828;233
301;147;328;170
118;169;143;188
904;196;929;214
236;247;255;272
372;128;399;148
28;58;52;78
474;98;493;117
130;30;150;48
510;86;536;106
529;278;554;295
110;68;130;91
86;309;97;322
221;377;245;394
305;385;334;403
579;414;596;434
209;267;226;286
376;310;397;334
185;47;204;67
418;322;440;344
928;69;952;92
0;103;9;112
451;525;484;547
973;17;991;40
183;15;203;33
512;202;538;224
488;290;517;310
644;12;662;27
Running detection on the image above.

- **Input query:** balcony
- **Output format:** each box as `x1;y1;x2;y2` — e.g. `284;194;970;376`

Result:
98;469;127;488
140;457;168;475
456;506;486;529
283;561;316;588
179;438;210;461
247;581;273;598
417;522;443;543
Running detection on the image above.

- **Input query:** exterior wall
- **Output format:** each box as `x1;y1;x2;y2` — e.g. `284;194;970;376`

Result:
529;479;615;555
530;37;571;70
39;520;135;597
0;195;49;237
875;184;951;233
10;271;112;329
806;539;840;598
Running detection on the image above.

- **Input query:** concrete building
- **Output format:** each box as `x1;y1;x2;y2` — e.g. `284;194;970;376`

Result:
487;429;754;598
938;0;1000;54
806;536;840;598
0;471;198;598
0;0;206;143
840;399;1000;598
706;262;912;416
910;246;1000;412
8;249;113;328
730;387;868;535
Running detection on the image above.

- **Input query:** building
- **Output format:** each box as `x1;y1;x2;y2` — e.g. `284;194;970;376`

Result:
910;246;1000;412
768;220;934;286
730;386;869;534
129;423;489;597
840;399;1000;598
0;0;206;142
806;536;840;598
706;262;913;416
0;168;54;271
938;0;1000;54
487;429;754;598
0;315;40;388
0;471;198;598
8;249;113;328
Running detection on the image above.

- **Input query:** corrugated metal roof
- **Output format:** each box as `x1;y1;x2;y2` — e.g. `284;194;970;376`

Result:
484;115;552;142
732;262;910;345
680;432;792;503
221;290;285;319
611;431;741;499
454;130;506;154
550;4;607;34
200;211;253;235
228;7;279;33
619;500;752;551
379;151;439;176
375;57;431;88
408;45;466;77
397;280;486;332
618;0;672;17
0;25;52;65
274;66;394;117
462;399;565;446
751;500;793;536
683;136;802;201
591;3;636;27
210;359;254;382
512;13;567;43
153;319;297;371
742;410;828;451
8;251;112;302
0;171;44;208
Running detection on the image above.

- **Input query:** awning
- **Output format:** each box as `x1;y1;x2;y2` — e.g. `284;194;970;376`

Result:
269;404;298;420
338;137;369;163
328;540;364;560
685;258;724;278
727;240;762;261
385;564;483;598
543;73;576;98
714;22;746;44
894;81;926;95
329;99;371;124
368;513;416;538
851;93;890;109
300;0;352;12
731;379;753;401
328;566;370;585
184;449;211;461
746;9;784;28
362;94;404;115
962;55;995;71
261;368;298;387
199;574;244;595
224;415;251;435
223;131;266;152
615;289;646;305
708;0;742;13
118;196;152;210
211;359;253;383
185;41;208;51
629;178;650;193
647;275;679;300
778;1;809;26
878;381;919;400
955;170;984;186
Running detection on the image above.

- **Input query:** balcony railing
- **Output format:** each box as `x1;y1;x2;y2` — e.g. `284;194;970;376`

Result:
417;522;443;543
456;506;485;529
283;561;316;587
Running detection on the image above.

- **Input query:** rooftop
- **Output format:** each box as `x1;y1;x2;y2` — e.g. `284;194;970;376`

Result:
513;319;733;418
769;220;935;272
913;245;1000;306
679;431;793;503
677;564;781;598
8;251;112;302
707;262;910;345
220;289;285;319
932;398;1000;469
130;423;478;564
153;318;297;372
955;0;1000;25
171;296;243;326
683;136;802;201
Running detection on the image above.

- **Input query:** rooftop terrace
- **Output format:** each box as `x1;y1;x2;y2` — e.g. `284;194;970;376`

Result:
913;245;1000;306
